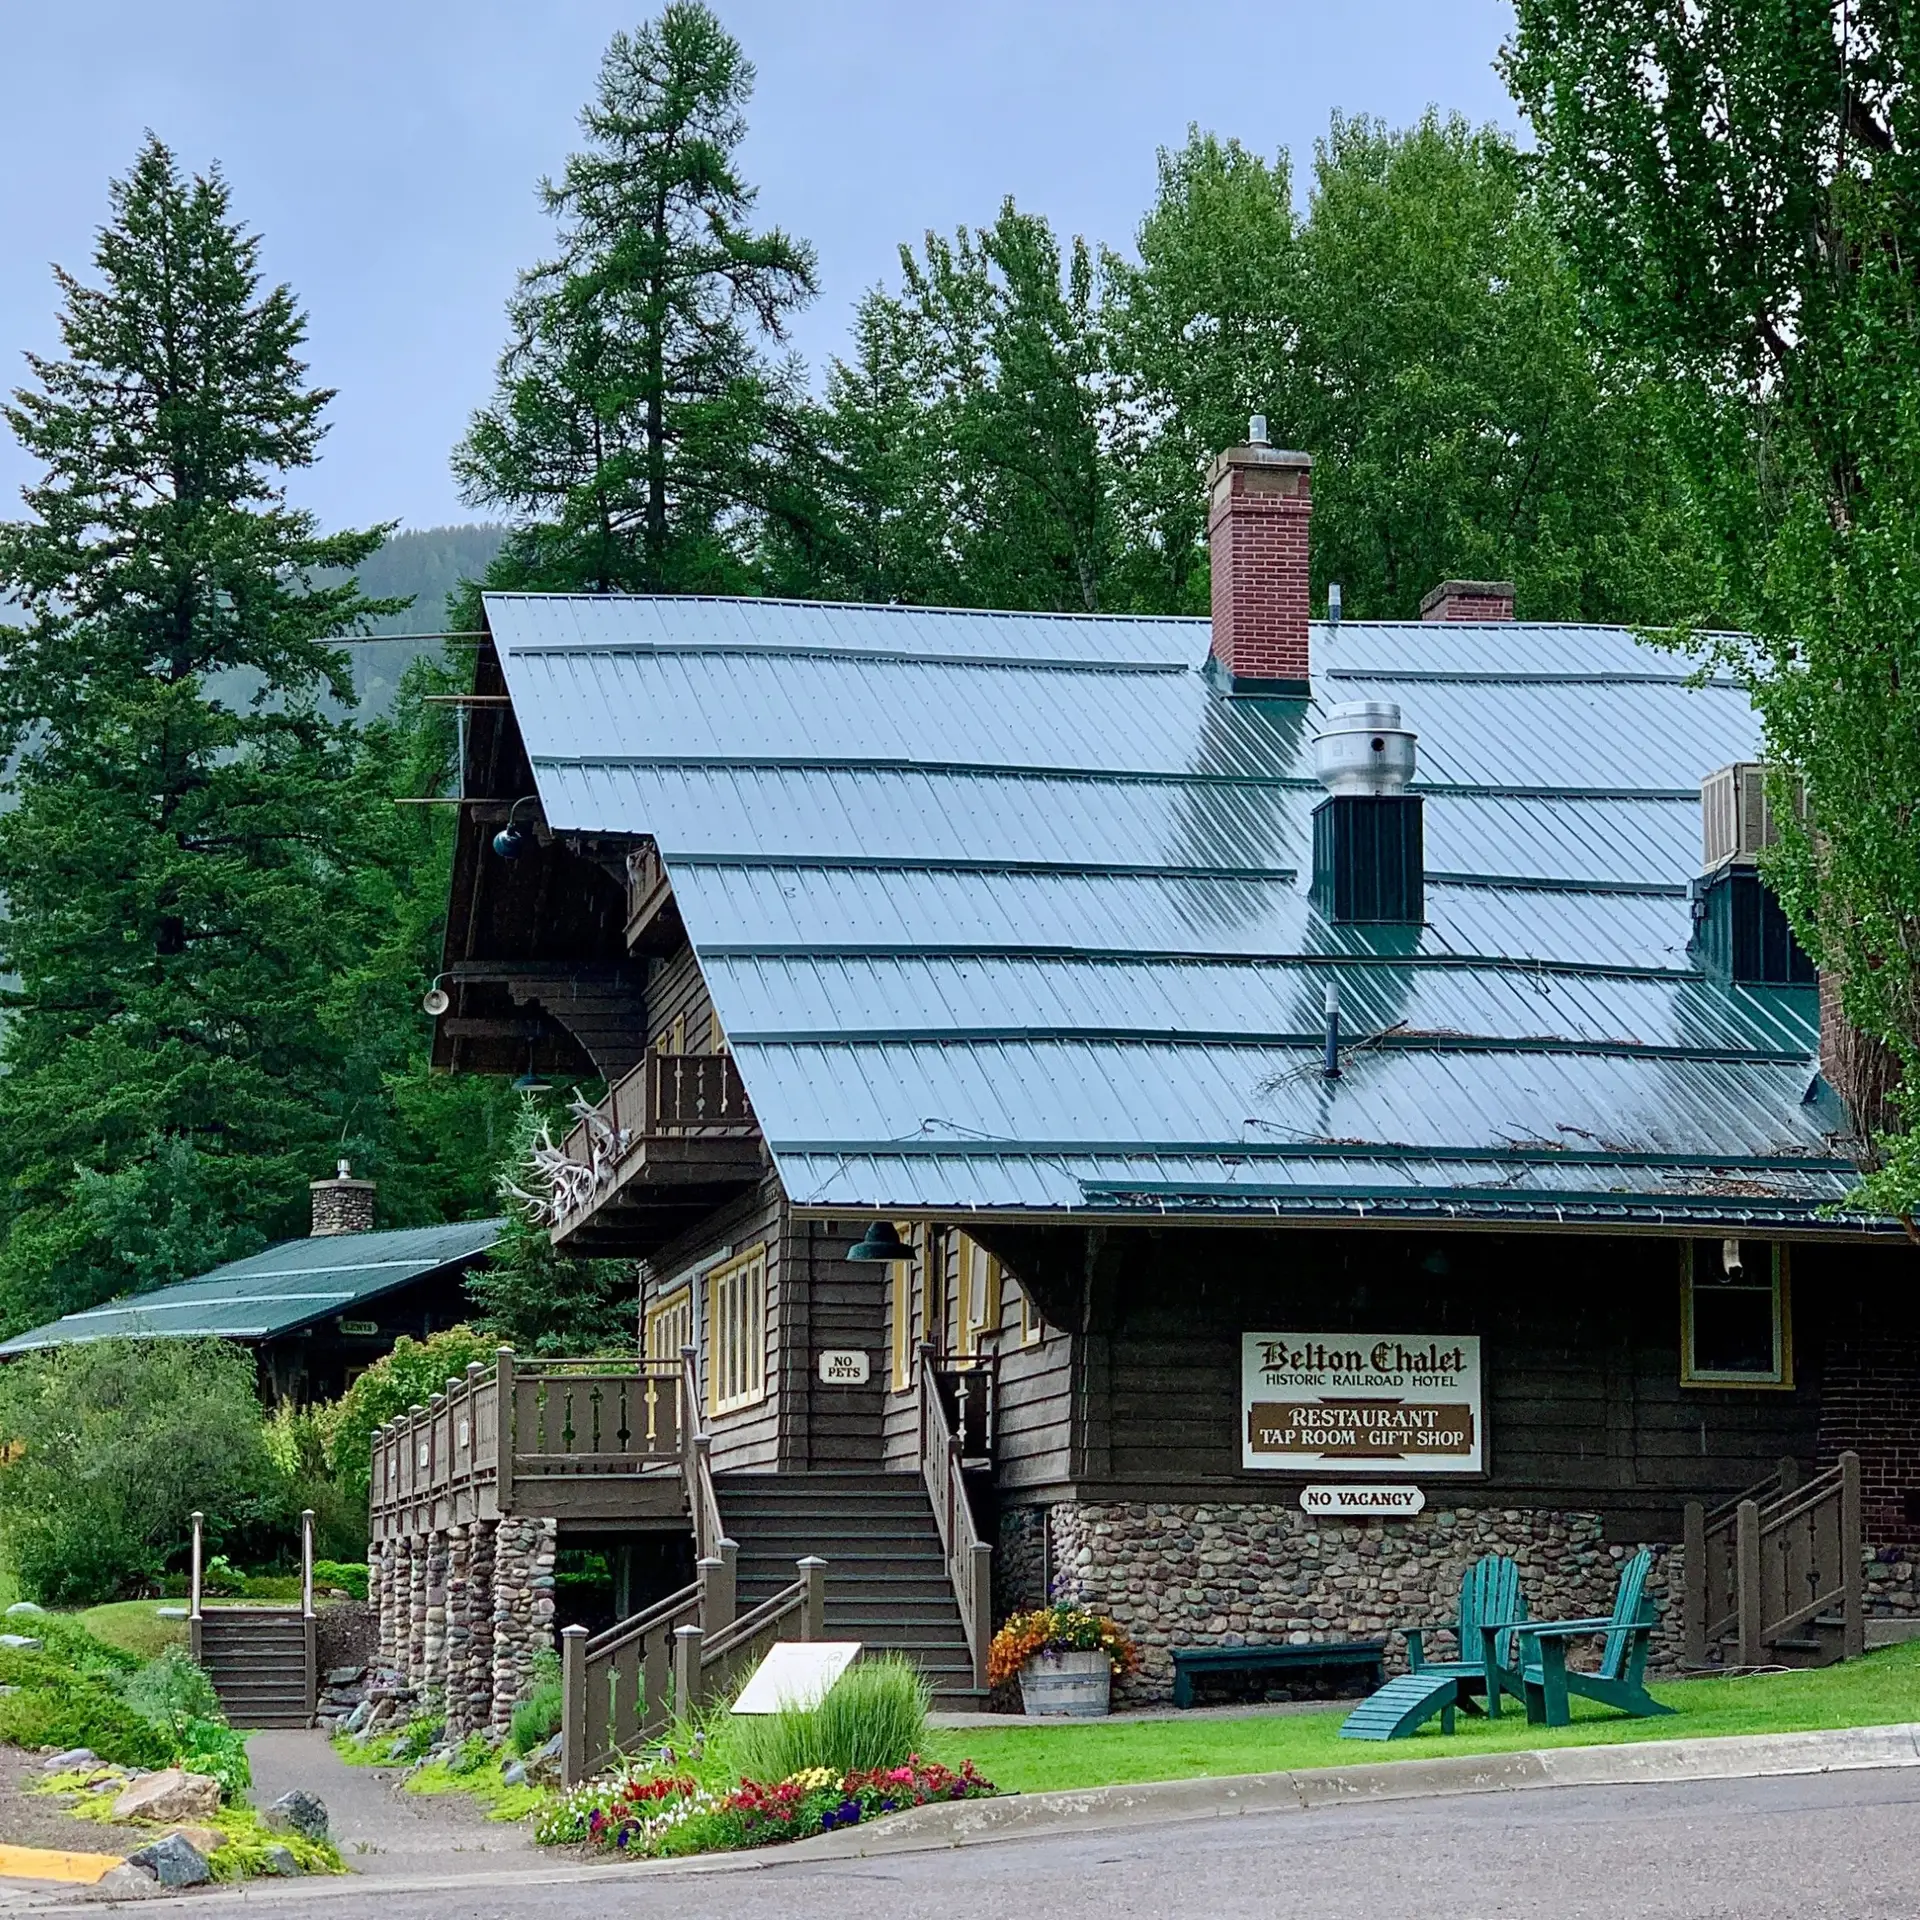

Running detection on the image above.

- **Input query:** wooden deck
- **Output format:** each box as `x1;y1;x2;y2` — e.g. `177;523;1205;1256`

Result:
369;1352;689;1537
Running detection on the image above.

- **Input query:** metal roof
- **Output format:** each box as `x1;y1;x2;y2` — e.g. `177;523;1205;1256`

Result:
0;1220;501;1353
486;592;1871;1231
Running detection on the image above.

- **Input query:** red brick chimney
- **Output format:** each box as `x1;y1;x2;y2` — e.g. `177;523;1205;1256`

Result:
1419;579;1515;622
1207;419;1312;694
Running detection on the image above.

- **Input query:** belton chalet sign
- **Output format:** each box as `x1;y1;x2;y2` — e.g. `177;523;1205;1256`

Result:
1242;1332;1484;1475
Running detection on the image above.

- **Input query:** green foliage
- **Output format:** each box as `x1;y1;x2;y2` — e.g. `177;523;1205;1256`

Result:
725;1656;930;1783
325;1326;495;1507
1506;3;1920;1205
313;1559;370;1601
447;1730;495;1776
469;1102;635;1354
176;1717;251;1798
121;1645;222;1728
0;1338;274;1604
0;1641;173;1769
510;1675;564;1755
455;3;817;597
390;1707;447;1763
261;1401;364;1563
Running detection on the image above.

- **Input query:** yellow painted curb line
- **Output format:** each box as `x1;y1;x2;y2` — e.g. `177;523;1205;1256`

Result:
0;1842;125;1885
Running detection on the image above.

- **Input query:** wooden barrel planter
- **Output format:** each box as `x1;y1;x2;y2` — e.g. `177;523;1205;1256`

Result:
1018;1648;1112;1718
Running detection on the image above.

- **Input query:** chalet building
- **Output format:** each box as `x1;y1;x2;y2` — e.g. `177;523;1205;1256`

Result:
0;1168;498;1403
370;427;1919;1740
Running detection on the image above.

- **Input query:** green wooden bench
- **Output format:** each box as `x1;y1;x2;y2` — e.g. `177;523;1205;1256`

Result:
1340;1554;1528;1741
1170;1640;1385;1709
1482;1548;1672;1728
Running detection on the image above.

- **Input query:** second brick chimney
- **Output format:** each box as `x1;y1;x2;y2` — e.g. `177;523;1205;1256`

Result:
1419;579;1515;622
1207;419;1312;695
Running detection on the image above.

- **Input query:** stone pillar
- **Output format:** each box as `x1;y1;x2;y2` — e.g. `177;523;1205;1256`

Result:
423;1529;451;1699
463;1521;497;1739
408;1532;429;1689
377;1537;407;1674
489;1516;560;1734
442;1525;470;1736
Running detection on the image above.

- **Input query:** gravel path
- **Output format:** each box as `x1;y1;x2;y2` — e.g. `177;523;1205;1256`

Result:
245;1733;536;1878
0;1751;144;1857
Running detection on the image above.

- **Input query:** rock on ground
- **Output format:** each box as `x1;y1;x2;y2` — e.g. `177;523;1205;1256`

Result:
94;1863;163;1898
125;1833;212;1888
264;1787;330;1842
113;1768;222;1823
41;1748;100;1772
260;1844;303;1876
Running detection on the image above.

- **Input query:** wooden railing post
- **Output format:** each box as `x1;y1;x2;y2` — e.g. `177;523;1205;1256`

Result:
699;1542;737;1636
1736;1496;1765;1667
967;1541;993;1691
188;1511;204;1666
673;1623;704;1718
495;1347;516;1514
1682;1498;1706;1668
1840;1449;1865;1661
798;1558;827;1642
561;1624;588;1787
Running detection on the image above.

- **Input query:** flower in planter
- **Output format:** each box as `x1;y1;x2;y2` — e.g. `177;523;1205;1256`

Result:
987;1606;1141;1688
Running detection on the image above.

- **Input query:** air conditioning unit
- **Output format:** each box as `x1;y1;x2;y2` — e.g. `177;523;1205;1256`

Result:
1700;763;1803;869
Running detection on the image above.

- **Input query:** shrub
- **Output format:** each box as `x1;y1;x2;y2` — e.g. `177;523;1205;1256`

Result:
510;1648;563;1755
727;1656;929;1784
389;1708;446;1763
326;1328;495;1507
0;1338;275;1604
121;1646;221;1727
0;1643;173;1769
313;1560;370;1601
447;1731;494;1776
177;1717;251;1797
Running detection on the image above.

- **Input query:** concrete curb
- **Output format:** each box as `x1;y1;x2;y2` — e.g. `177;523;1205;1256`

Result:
23;1722;1920;1906
788;1720;1920;1860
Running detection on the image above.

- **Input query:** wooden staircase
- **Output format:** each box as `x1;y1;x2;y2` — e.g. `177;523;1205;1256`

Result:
187;1507;316;1730
718;1472;986;1707
194;1609;314;1729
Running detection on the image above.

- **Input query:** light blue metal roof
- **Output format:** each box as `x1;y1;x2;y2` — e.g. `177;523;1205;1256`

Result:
487;592;1866;1229
0;1220;501;1353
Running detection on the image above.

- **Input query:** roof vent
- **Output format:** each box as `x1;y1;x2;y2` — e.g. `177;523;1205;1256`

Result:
1312;702;1417;796
1310;704;1424;925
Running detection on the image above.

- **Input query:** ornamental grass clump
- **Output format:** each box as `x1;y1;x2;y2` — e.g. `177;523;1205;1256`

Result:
727;1654;930;1783
987;1605;1140;1688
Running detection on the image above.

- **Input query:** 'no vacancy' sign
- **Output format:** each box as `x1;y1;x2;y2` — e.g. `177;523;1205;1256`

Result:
1242;1332;1483;1475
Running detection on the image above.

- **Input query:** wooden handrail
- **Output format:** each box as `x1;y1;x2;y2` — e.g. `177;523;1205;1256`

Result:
918;1343;993;1692
680;1344;727;1563
561;1579;703;1786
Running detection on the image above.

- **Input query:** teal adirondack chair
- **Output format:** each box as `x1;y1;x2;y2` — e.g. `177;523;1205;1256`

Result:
1339;1554;1528;1741
1486;1549;1673;1729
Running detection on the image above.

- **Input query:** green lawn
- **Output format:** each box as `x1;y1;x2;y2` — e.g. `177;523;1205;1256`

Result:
72;1600;189;1660
923;1642;1920;1794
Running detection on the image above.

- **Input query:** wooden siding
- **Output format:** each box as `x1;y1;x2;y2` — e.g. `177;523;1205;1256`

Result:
795;1220;889;1469
645;944;718;1059
960;1223;1918;1540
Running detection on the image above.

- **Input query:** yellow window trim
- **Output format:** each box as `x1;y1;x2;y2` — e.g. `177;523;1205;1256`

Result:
708;1244;768;1415
644;1285;692;1362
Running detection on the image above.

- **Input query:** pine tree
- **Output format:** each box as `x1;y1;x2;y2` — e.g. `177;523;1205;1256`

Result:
0;136;402;1332
454;3;818;595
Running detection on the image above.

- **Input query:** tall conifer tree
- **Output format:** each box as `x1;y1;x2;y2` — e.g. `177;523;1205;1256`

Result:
0;137;402;1330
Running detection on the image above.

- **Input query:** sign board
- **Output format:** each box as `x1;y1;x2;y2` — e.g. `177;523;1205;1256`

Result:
338;1318;378;1336
730;1640;862;1715
817;1349;871;1385
1243;1332;1483;1474
1300;1484;1427;1518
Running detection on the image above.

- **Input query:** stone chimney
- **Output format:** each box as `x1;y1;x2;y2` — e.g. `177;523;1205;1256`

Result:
1419;579;1515;622
1207;418;1312;695
310;1159;375;1237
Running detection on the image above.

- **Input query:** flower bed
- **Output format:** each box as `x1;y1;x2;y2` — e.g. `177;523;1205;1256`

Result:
987;1606;1140;1688
538;1755;995;1857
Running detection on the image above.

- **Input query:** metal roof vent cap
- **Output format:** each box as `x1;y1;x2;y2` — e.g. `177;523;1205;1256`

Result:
1312;701;1417;797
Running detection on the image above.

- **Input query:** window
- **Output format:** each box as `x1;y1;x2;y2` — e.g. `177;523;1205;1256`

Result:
954;1234;1000;1357
709;1008;728;1054
1681;1240;1791;1388
887;1223;921;1392
708;1246;767;1414
1017;1283;1044;1348
645;1286;692;1363
655;1012;687;1056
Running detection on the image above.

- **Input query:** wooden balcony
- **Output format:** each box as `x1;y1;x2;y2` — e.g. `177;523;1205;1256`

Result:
369;1353;690;1537
549;1053;764;1256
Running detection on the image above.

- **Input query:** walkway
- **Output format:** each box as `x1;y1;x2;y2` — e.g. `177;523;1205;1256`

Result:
245;1732;536;1878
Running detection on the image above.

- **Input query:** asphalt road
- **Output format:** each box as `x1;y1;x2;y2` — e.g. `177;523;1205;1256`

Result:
159;1766;1920;1920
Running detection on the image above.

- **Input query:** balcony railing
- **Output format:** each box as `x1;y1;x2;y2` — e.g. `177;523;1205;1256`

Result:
546;1053;756;1231
370;1351;686;1526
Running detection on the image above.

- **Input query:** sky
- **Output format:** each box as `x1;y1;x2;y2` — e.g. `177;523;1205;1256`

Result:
0;1;1520;536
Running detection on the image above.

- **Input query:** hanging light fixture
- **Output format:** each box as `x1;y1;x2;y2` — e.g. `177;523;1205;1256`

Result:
492;795;540;860
512;1037;553;1096
421;972;453;1017
847;1221;914;1263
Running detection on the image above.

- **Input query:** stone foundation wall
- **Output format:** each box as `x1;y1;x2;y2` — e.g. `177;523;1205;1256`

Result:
1028;1500;1684;1704
489;1516;557;1734
995;1505;1048;1623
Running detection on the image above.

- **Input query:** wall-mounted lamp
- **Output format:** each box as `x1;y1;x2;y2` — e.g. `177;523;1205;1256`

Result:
492;795;540;860
847;1221;915;1263
421;973;453;1017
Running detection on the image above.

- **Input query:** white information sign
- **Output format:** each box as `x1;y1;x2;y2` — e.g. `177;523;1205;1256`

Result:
816;1349;871;1385
1243;1331;1484;1474
1300;1484;1428;1518
730;1640;863;1716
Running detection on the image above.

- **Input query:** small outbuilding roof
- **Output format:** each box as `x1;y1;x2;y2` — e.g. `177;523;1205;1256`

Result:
0;1220;502;1354
485;591;1865;1232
